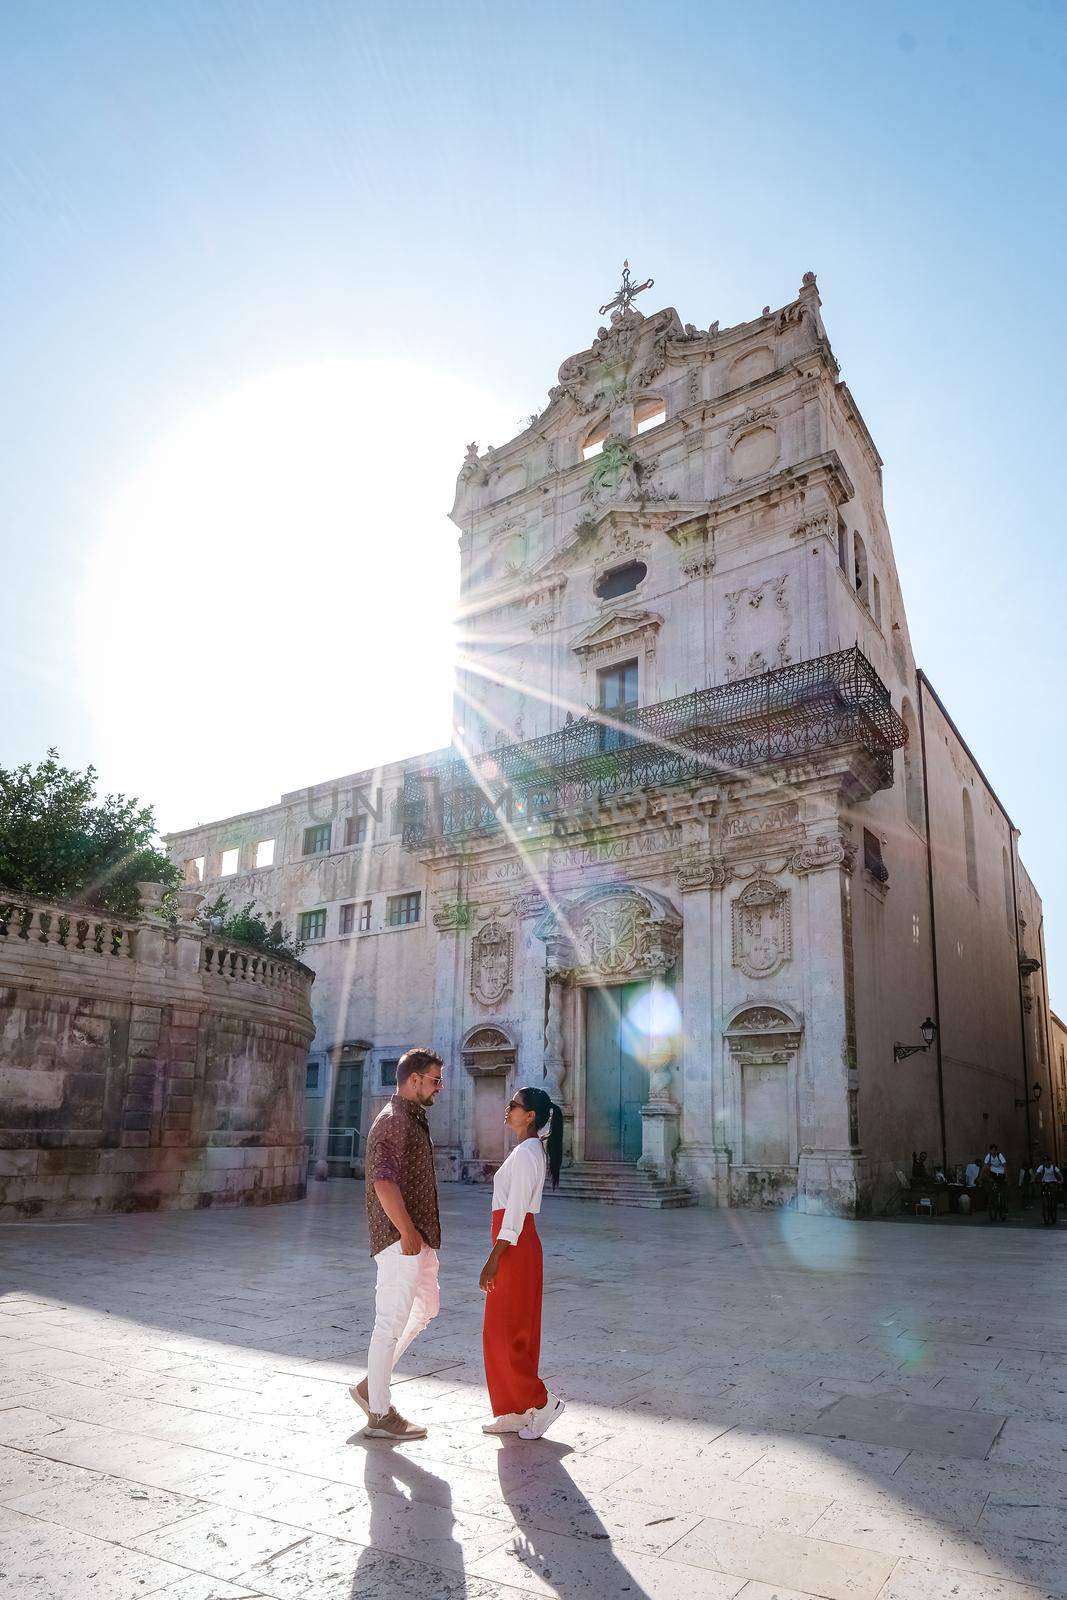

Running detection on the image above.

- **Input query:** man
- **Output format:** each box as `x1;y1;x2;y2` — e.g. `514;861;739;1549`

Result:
1035;1155;1063;1225
983;1144;1007;1180
964;1155;981;1188
349;1047;444;1440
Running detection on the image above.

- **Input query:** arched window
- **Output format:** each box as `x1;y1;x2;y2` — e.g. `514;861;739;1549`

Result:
582;419;609;460
853;532;870;608
901;698;924;829
962;789;978;895
634;397;666;435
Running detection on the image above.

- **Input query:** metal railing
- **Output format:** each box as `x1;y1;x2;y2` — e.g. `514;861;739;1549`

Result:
403;646;906;848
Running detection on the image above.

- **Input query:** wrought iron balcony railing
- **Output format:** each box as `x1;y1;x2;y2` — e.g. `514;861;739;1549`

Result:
402;646;906;850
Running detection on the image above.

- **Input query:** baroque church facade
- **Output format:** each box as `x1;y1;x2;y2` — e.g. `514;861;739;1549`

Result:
167;270;1059;1215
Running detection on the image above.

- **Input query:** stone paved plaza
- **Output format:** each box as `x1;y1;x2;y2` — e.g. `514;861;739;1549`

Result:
1;1184;1066;1600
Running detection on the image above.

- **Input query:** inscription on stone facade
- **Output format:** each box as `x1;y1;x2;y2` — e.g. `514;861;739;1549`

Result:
723;803;799;840
548;829;678;870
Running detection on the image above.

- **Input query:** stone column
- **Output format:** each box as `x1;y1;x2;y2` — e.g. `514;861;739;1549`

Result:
428;901;467;1182
674;854;730;1201
791;830;869;1215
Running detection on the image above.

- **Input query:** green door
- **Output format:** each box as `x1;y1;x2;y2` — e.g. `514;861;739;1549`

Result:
327;1058;363;1160
584;982;649;1162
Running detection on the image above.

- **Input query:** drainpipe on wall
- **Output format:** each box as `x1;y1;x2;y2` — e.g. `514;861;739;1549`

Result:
1037;916;1059;1168
1007;830;1034;1160
916;678;949;1174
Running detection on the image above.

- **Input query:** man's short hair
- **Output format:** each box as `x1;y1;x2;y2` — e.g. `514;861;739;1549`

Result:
397;1047;444;1086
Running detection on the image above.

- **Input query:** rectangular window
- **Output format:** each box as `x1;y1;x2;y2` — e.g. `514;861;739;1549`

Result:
186;857;205;883
305;1061;321;1092
219;847;240;877
340;900;372;936
254;839;275;869
872;574;882;627
837;516;848;573
597;658;639;754
863;828;889;883
298;908;327;941
303;823;332;856
344;812;368;847
380;1058;399;1088
386;892;421;927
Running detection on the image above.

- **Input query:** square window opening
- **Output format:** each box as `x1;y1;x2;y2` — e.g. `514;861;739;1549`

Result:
219;847;240;877
254;839;275;869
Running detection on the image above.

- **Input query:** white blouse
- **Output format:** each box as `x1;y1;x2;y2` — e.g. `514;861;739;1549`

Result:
492;1137;548;1245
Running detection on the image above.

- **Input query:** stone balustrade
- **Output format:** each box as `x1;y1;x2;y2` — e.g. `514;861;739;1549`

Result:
0;885;315;1221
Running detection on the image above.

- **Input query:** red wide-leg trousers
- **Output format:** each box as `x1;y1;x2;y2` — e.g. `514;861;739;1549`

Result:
483;1210;549;1417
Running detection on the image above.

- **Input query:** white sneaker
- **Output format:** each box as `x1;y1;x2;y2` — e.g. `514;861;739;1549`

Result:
482;1410;534;1434
518;1394;565;1439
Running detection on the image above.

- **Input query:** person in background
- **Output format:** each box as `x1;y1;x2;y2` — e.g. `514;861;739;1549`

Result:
964;1155;981;1187
1018;1157;1035;1210
350;1047;445;1441
479;1085;566;1441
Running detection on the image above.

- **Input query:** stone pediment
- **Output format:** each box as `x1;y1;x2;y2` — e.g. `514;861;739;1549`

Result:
571;609;663;674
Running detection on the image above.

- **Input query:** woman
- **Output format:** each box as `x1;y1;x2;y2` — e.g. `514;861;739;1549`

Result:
479;1085;566;1439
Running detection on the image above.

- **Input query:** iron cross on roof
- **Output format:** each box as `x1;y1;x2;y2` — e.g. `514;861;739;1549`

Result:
598;260;654;318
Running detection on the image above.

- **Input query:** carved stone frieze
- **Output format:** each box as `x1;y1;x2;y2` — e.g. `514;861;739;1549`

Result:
433;901;475;931
676;852;730;892
792;510;834;542
731;875;792;980
583;436;677;510
790;834;857;875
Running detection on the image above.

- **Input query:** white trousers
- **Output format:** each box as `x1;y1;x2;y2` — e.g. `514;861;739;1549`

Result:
366;1241;440;1416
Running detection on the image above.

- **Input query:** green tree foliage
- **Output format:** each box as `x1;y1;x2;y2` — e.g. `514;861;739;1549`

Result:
197;893;304;961
0;750;181;918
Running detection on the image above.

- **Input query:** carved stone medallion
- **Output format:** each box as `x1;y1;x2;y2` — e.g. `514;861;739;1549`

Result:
574;893;678;979
470;921;513;1007
731;875;792;980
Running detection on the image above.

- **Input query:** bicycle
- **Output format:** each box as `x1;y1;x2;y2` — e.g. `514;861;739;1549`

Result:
988;1177;1008;1223
1041;1184;1060;1226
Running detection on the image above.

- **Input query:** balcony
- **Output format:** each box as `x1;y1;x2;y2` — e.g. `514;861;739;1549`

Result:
403;646;906;850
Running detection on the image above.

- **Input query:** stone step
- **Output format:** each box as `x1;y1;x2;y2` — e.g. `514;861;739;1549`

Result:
546;1162;698;1209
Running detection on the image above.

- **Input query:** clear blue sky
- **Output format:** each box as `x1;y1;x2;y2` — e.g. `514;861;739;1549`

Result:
2;1;1065;1004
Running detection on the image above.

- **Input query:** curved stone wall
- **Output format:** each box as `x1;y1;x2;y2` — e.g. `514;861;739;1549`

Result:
0;894;315;1220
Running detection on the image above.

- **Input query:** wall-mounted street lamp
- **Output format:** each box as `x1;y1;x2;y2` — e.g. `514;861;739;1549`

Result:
1015;1081;1043;1109
893;1016;937;1062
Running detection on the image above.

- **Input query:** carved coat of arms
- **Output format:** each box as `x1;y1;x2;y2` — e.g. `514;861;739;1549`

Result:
731;876;792;980
470;921;513;1007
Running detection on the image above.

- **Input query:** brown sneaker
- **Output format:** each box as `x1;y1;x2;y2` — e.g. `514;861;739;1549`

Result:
365;1406;427;1440
349;1378;371;1418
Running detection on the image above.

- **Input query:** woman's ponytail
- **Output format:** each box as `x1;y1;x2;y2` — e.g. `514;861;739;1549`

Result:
544;1101;563;1190
516;1085;564;1189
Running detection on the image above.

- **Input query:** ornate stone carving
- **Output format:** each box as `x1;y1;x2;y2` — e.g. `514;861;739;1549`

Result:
792;510;834;542
724;1004;803;1062
687;366;701;407
461;1024;516;1076
727;403;779;446
790;834;857;875
460;441;488;486
433;901;475;931
470;920;513;1007
571;609;663;679
573;894;679;979
676;852;730;892
583;436;677;509
732;875;792;980
723;575;791;682
516;891;547;920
